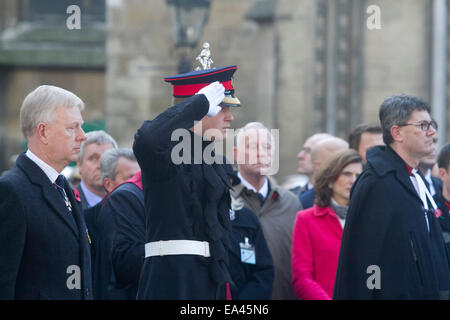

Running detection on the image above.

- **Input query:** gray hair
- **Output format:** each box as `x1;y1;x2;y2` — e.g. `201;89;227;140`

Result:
20;85;85;138
78;130;118;163
235;122;274;149
379;94;431;145
100;148;136;182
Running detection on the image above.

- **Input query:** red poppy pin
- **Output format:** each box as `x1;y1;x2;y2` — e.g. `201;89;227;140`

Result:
73;189;81;202
435;208;442;219
271;191;279;201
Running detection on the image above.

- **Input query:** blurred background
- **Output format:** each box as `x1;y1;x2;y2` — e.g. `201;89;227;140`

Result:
0;0;449;183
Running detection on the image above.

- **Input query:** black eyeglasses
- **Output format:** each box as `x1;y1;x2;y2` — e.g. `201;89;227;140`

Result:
397;120;438;132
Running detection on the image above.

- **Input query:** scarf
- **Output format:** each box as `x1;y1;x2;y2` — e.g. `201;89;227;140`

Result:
330;198;349;221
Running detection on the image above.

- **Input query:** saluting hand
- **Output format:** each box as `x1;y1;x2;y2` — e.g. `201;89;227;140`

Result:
196;81;225;117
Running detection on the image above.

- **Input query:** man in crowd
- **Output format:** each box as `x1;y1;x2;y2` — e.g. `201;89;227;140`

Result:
299;136;349;209
348;123;383;164
290;133;332;196
134;61;241;299
232;122;302;300
0;85;92;299
76;130;117;209
100;148;141;194
86;148;140;299
334;94;450;299
111;171;145;300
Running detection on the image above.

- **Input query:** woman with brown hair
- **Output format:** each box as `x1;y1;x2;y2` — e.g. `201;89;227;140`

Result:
291;149;363;300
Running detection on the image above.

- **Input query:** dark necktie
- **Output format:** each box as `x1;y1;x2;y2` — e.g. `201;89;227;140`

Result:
258;193;265;205
54;175;72;212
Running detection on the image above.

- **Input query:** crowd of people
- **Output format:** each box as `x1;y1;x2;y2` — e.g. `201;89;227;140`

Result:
1;63;450;300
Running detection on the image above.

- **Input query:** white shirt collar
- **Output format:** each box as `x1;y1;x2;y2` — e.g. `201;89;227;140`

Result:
237;172;269;199
25;149;60;183
409;168;420;195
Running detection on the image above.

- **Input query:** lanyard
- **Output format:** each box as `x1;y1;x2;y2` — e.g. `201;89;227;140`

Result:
411;170;438;232
412;170;438;211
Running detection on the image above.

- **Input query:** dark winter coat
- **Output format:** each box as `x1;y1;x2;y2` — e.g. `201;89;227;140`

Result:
333;146;450;300
133;94;232;299
0;154;92;299
111;180;145;299
228;207;274;299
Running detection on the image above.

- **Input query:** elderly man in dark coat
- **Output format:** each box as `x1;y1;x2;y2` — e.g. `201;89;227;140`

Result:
334;94;450;299
110;172;145;299
89;149;140;299
134;63;241;299
0;85;92;299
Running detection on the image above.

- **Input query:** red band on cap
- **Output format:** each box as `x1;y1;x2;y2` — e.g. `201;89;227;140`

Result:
172;80;233;97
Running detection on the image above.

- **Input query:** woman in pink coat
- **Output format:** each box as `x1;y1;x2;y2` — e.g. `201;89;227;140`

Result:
291;150;363;300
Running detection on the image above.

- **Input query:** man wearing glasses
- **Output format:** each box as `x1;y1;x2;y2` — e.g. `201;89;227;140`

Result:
334;94;450;300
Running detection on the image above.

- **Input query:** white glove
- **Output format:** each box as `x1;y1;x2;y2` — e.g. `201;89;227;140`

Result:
196;81;225;117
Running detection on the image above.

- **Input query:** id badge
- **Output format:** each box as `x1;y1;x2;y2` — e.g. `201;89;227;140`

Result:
239;237;256;264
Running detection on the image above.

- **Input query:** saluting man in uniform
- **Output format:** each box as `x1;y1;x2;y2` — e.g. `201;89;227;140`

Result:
134;46;241;299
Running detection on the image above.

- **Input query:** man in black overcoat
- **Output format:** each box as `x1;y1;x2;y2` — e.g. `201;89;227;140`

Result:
0;85;92;299
111;172;145;299
134;62;241;299
88;148;139;299
334;94;450;299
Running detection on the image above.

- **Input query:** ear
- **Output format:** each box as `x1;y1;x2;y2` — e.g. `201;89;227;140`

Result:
36;122;49;145
390;125;403;143
438;167;447;182
103;177;113;194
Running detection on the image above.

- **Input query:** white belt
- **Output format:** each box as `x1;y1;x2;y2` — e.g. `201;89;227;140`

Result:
144;240;210;258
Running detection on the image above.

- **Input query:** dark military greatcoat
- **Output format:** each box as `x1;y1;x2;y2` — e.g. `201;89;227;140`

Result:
133;94;232;299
